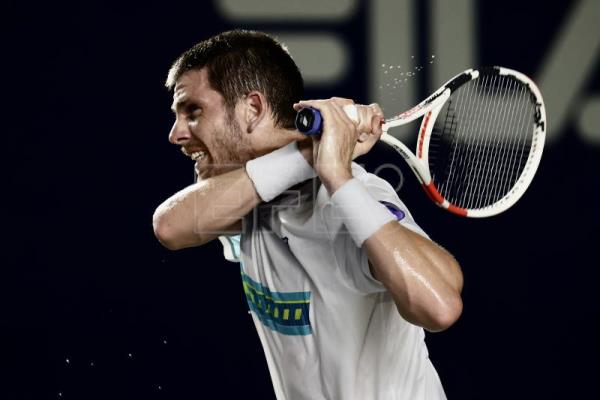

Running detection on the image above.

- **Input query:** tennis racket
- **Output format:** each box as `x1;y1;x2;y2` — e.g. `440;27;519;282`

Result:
294;66;546;217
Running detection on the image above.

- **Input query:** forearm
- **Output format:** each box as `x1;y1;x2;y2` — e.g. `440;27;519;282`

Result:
154;141;316;250
153;168;260;250
364;222;463;332
328;177;463;332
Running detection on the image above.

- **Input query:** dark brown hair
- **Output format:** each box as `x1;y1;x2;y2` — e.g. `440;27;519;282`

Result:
166;29;304;129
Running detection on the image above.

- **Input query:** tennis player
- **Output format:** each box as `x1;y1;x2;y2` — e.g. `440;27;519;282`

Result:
153;30;463;400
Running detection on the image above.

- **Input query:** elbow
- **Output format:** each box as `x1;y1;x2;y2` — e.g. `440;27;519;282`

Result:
426;295;463;333
153;211;185;251
427;256;464;331
155;230;184;251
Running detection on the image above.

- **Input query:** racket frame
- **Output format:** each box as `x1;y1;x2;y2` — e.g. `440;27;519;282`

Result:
380;67;545;217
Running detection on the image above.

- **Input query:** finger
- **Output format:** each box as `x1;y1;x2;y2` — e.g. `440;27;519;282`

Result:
369;103;384;119
330;97;354;107
293;100;321;111
354;105;380;138
330;102;360;142
369;103;385;136
371;114;384;138
354;105;373;134
331;101;356;126
352;104;369;142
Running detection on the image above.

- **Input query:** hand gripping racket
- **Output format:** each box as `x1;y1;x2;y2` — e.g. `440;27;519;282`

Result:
294;66;546;217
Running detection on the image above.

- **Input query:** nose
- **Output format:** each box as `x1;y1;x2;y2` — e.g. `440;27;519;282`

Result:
168;118;191;145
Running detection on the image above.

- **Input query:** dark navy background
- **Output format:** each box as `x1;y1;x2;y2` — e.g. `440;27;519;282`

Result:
3;1;598;399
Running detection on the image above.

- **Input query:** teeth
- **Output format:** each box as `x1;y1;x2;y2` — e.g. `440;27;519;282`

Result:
191;151;206;161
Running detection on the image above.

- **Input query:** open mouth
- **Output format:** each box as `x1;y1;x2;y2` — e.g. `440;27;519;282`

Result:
190;151;206;161
181;147;207;162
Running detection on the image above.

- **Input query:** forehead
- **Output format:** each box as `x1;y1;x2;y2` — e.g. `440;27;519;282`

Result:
172;68;223;108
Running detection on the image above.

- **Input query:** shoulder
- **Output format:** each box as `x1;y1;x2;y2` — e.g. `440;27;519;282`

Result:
350;163;429;238
351;163;399;203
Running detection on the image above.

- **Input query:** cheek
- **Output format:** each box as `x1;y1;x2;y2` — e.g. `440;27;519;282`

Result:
188;125;203;142
189;121;215;146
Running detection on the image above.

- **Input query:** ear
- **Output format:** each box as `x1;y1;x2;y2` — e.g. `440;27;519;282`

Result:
242;91;268;133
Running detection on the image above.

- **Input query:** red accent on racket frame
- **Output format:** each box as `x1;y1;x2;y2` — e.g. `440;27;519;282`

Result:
417;112;432;158
447;204;468;217
421;182;468;217
422;182;444;204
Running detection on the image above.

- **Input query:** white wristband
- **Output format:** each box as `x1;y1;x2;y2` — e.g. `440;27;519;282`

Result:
330;179;395;247
245;141;316;202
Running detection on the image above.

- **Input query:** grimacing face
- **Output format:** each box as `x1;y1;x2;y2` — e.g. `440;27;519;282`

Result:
169;68;253;180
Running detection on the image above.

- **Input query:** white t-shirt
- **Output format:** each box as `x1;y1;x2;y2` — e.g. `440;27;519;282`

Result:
219;163;447;400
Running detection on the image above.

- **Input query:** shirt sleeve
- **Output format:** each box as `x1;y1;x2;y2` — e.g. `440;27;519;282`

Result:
326;163;430;294
218;234;242;263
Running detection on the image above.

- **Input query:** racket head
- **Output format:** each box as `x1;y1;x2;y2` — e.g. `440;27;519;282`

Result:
392;66;546;217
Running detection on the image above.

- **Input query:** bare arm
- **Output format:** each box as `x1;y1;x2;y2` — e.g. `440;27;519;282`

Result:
152;168;260;250
153;134;372;251
364;223;463;332
295;97;463;332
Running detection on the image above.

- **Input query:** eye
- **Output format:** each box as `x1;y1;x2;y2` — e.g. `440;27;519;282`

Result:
186;106;202;122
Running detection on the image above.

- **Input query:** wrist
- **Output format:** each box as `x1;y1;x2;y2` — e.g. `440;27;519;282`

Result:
319;167;353;195
329;178;396;247
245;141;316;202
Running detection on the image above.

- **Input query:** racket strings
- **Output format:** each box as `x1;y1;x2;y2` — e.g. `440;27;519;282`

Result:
428;74;535;210
491;80;533;206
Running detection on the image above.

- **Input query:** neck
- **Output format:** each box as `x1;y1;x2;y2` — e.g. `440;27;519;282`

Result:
253;126;305;158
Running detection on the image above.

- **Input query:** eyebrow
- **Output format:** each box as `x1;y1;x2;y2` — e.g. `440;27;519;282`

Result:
171;98;187;113
171;97;205;114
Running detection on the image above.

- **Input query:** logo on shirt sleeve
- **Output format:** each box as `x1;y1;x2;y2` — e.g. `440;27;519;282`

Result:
380;201;406;221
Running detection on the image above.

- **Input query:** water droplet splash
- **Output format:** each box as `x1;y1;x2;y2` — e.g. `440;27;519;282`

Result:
378;55;437;98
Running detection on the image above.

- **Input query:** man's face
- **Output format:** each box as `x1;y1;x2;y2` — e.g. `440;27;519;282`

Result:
169;68;252;180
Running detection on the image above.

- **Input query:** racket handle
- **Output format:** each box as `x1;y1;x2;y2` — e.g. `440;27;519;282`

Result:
295;105;359;136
